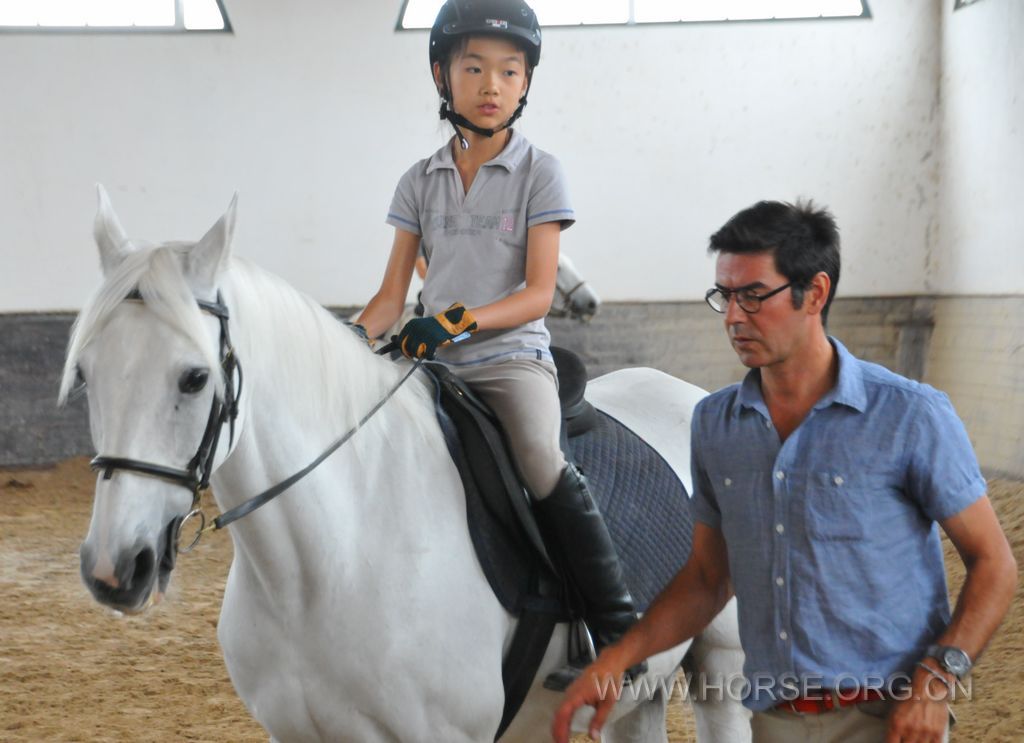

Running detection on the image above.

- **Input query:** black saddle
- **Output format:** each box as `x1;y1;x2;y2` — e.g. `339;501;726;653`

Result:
422;346;694;739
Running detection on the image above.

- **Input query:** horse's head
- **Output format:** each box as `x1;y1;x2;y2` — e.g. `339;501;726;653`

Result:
64;186;240;613
552;252;601;321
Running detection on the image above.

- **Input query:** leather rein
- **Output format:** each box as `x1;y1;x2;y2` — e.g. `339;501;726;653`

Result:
89;291;418;553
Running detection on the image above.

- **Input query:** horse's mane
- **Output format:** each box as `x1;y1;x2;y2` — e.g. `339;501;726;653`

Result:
223;257;412;437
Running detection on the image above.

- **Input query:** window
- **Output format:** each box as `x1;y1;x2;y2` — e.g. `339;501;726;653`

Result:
397;0;870;30
0;0;231;32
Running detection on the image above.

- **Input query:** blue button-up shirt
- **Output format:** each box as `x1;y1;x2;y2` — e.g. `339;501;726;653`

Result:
692;338;986;711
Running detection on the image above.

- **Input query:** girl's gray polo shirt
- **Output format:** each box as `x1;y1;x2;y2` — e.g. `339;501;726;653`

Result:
386;130;575;366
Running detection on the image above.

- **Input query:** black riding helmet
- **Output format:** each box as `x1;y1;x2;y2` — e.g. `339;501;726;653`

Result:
429;0;542;149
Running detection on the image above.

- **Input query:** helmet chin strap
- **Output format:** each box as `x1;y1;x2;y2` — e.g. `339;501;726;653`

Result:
438;69;531;151
439;99;526;150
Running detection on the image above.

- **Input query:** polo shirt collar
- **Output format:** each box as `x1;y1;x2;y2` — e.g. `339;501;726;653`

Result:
425;128;528;174
734;335;868;418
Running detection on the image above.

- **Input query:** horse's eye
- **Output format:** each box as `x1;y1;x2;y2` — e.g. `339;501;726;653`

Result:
178;368;210;394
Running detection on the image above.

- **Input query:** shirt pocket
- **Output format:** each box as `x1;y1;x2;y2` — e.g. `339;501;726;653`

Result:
802;471;900;541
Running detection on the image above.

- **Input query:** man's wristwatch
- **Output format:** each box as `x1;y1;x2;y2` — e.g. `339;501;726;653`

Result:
925;644;972;678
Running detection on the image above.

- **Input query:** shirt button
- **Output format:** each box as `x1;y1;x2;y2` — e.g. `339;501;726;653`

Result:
765;420;772;428
724;477;733;487
775;471;785;481
834;475;844;486
775;523;785;534
776;576;785;586
779;630;789;641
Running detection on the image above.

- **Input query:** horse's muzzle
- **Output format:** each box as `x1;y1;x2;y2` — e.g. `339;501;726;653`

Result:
79;521;177;612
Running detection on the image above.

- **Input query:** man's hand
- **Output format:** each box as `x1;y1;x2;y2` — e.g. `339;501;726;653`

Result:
885;666;951;743
551;656;627;743
886;696;949;742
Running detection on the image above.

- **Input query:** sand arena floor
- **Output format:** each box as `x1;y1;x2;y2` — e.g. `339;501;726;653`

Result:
1;457;1021;742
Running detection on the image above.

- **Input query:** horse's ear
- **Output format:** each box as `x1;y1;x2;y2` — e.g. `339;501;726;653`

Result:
94;184;133;276
186;193;237;294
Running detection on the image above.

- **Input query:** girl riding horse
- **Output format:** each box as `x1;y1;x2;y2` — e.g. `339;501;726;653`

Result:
353;0;643;688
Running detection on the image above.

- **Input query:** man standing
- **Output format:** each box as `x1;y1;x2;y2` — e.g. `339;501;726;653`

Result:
552;200;1017;743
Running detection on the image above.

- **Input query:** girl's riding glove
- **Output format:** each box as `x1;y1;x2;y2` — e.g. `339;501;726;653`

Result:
398;302;477;359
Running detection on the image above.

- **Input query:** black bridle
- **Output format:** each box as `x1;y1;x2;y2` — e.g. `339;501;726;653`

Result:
90;289;243;537
89;291;419;553
547;278;591;320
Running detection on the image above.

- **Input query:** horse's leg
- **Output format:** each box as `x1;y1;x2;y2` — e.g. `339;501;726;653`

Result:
217;562;319;741
686;597;752;742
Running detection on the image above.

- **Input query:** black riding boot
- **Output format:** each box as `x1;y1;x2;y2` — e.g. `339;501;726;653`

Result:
534;463;647;690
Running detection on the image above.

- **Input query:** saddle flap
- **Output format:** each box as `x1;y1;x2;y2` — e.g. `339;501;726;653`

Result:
424;363;558;612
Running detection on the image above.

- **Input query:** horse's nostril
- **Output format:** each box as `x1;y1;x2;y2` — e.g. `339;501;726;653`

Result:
124;546;156;591
81;540;161;609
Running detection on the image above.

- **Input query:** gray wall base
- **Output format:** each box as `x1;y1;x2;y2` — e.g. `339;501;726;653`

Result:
2;297;1019;477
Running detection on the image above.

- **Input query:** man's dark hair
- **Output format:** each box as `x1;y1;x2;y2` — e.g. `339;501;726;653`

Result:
708;200;841;325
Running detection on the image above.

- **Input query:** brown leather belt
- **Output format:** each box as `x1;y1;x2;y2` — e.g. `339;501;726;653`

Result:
776;688;886;714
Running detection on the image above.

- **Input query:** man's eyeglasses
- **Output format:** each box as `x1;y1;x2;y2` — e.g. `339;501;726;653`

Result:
705;282;793;314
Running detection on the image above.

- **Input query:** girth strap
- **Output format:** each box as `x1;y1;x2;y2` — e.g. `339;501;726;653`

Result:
495;601;559;740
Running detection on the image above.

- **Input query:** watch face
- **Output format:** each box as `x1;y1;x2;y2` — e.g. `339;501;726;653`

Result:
942;647;971;676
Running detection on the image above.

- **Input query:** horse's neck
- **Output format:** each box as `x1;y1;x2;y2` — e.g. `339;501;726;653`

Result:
209;267;470;594
215;263;406;489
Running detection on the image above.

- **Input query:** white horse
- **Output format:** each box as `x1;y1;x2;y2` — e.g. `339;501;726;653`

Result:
550;252;601;321
63;189;749;742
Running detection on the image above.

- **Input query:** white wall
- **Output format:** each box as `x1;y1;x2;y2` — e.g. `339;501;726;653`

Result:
924;0;1024;478
0;0;942;311
933;0;1024;295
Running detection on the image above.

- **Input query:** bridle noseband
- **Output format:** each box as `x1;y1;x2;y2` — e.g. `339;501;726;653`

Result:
90;289;243;546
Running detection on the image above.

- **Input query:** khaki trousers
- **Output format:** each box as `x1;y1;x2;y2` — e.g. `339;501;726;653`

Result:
450;358;566;499
752;700;950;743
